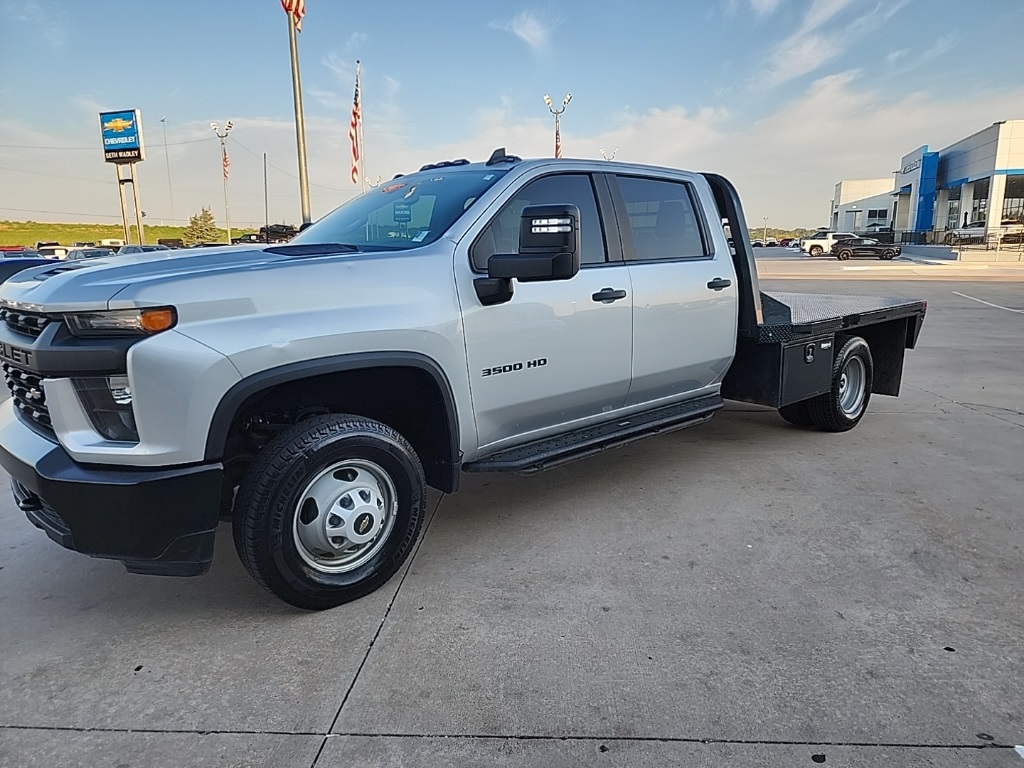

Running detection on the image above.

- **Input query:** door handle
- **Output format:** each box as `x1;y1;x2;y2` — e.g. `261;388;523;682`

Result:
707;277;732;291
592;287;627;304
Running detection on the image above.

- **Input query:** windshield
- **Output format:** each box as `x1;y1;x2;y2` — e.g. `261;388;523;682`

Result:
292;168;509;250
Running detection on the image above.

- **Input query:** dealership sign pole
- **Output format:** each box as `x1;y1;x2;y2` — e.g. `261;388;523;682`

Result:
99;109;146;245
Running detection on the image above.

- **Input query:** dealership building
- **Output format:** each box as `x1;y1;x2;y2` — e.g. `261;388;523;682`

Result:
831;120;1024;242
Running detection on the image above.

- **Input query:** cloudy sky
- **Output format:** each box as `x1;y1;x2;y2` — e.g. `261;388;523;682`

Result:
1;0;1021;229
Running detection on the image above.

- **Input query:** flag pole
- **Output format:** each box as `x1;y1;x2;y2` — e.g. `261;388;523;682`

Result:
287;12;312;225
357;61;366;194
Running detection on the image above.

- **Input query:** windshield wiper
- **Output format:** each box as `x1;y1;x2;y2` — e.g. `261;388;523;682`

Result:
264;243;360;256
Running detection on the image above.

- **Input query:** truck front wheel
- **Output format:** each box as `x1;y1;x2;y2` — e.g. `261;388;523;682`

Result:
809;245;823;256
806;336;873;432
232;414;426;610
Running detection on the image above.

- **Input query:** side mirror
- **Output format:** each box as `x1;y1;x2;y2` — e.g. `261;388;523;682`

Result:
487;204;581;282
473;203;582;306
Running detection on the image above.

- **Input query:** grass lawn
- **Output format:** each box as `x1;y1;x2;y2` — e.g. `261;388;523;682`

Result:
0;220;256;247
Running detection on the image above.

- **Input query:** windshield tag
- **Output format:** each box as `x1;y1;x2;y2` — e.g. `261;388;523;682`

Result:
412;231;429;242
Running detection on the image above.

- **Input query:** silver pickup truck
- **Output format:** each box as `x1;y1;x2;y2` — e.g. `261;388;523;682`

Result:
0;150;926;609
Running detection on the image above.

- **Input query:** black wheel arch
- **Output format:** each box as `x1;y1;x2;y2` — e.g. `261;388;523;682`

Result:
205;352;461;493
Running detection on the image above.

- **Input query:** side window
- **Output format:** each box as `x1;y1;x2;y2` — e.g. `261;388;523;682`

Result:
471;173;607;271
616;176;709;261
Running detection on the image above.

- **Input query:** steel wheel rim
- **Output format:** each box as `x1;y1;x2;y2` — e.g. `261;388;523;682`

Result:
838;356;866;417
292;458;398;574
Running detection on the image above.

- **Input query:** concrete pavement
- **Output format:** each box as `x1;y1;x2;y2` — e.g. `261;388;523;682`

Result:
1;280;1022;767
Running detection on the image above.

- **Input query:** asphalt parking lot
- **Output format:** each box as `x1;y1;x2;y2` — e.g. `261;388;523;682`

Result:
1;279;1022;768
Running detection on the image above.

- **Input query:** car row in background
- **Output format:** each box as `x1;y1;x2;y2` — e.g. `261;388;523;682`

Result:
943;219;1024;245
830;238;901;260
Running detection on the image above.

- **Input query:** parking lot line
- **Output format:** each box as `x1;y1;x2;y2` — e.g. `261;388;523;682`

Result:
952;291;1024;312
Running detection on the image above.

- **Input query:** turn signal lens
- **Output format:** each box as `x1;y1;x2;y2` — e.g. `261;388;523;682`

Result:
139;308;176;333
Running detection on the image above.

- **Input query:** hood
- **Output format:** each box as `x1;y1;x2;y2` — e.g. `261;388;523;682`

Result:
0;244;318;312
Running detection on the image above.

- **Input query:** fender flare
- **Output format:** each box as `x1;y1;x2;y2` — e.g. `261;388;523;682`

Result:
204;352;461;486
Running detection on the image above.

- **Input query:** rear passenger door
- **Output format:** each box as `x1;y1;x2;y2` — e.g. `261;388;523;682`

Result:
610;174;738;407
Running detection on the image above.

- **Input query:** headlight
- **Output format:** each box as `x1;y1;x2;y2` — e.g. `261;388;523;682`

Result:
73;375;138;442
64;307;176;337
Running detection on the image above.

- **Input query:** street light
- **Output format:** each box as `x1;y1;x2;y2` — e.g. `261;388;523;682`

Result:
544;92;572;158
160;117;175;226
211;121;234;243
762;216;769;244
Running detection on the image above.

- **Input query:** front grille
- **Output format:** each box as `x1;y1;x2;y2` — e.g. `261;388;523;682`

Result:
0;307;54;338
3;363;52;430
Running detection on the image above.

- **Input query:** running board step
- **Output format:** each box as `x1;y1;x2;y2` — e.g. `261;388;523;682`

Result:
463;393;724;475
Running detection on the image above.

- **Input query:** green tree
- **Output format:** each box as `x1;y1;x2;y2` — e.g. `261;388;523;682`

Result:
182;207;219;246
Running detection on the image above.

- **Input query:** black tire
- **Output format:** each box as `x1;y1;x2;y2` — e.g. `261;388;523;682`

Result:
233;414;426;610
837;249;851;260
778;400;814;427
809;245;823;256
882;249;895;260
806;336;873;432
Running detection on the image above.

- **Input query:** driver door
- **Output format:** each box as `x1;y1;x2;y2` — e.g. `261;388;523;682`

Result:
457;172;633;451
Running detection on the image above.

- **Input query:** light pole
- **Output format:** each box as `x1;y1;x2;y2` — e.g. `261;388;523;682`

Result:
544;93;572;158
160;117;175;226
211;121;234;243
762;216;769;244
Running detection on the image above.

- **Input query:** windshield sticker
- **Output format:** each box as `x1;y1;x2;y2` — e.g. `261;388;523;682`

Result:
403;186;417;198
483;174;495;180
412;231;429;242
381;183;406;194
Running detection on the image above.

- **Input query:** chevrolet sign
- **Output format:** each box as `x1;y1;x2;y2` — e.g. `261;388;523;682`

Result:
99;109;145;164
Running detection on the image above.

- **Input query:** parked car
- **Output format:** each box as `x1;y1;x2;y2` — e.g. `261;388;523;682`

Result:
1;249;40;259
830;238;901;260
232;233;263;244
944;219;1024;245
751;239;764;247
0;257;53;282
764;237;778;247
778;238;794;247
36;246;69;259
800;231;856;256
65;248;115;261
117;244;171;256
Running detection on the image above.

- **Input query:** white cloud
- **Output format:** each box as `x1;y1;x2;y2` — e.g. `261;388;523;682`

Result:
886;49;909;65
919;33;957;63
758;0;910;87
345;31;367;56
2;0;68;47
489;10;556;53
750;0;782;16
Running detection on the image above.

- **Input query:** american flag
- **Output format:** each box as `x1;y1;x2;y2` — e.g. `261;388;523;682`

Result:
349;64;361;184
280;0;306;30
222;145;230;181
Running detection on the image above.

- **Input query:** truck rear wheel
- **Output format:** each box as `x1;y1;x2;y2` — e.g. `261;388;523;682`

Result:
806;336;873;432
232;414;426;610
778;400;813;427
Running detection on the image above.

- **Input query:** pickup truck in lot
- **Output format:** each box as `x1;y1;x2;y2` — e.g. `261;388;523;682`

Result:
0;150;927;609
800;230;856;256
